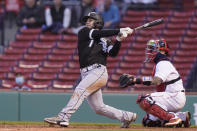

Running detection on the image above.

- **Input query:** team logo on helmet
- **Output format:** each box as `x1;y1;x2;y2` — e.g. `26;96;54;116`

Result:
82;12;104;29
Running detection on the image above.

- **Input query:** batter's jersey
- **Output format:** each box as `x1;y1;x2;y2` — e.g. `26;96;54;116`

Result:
154;61;184;93
78;27;120;68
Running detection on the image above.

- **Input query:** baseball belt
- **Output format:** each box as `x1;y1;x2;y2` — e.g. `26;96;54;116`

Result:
80;64;101;73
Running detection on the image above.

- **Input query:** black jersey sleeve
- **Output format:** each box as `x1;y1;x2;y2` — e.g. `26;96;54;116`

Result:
108;40;121;57
92;29;120;39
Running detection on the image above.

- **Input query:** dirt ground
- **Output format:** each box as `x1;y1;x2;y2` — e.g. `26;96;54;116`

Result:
0;124;197;131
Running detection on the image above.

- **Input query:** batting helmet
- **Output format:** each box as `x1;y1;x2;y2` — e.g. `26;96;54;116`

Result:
82;12;104;29
145;38;170;62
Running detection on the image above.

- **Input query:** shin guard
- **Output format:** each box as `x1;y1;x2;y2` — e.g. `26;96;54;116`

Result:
138;96;174;121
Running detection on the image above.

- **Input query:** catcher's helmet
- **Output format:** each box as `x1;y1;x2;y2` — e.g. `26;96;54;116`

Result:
156;39;169;53
82;12;104;29
145;38;169;62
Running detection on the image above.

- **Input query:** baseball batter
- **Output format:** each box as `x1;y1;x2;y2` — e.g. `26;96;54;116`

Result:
119;39;191;127
44;12;137;128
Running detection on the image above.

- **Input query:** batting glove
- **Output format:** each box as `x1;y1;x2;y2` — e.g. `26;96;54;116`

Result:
125;27;133;35
120;27;133;35
116;31;127;41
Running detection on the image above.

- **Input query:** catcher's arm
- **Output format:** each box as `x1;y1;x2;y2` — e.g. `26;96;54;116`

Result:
135;76;163;86
119;74;163;88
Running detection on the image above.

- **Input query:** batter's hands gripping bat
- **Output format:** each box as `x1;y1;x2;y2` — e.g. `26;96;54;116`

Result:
134;18;164;31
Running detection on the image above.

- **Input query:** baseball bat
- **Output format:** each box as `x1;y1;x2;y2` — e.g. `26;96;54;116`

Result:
134;18;164;31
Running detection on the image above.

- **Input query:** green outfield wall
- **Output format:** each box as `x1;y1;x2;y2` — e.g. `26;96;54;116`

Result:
0;92;197;125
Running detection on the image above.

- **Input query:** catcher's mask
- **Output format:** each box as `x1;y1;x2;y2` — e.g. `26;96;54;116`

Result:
145;39;169;62
82;12;104;29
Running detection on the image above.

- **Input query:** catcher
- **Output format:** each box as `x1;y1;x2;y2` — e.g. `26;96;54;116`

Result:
119;39;191;127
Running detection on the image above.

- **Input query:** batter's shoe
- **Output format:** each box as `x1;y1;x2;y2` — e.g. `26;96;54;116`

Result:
183;111;191;128
165;117;182;127
44;116;69;127
121;113;137;128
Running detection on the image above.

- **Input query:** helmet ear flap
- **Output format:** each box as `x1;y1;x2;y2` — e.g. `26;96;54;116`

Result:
93;15;104;29
93;21;99;29
94;20;104;29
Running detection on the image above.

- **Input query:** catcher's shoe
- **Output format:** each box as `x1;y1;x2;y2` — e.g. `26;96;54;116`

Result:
183;111;191;128
121;113;137;128
165;117;182;127
44;116;69;127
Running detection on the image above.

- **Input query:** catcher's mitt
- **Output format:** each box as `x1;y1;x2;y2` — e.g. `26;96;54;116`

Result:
119;74;135;88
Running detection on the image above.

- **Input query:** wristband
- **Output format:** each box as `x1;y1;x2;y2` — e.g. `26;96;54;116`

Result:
142;76;152;86
136;77;142;84
136;76;152;86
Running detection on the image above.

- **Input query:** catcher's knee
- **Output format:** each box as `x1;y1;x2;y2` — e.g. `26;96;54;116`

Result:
136;94;155;111
142;114;162;127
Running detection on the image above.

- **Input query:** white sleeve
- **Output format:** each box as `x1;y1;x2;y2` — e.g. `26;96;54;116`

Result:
45;8;52;26
154;61;172;82
63;8;71;29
